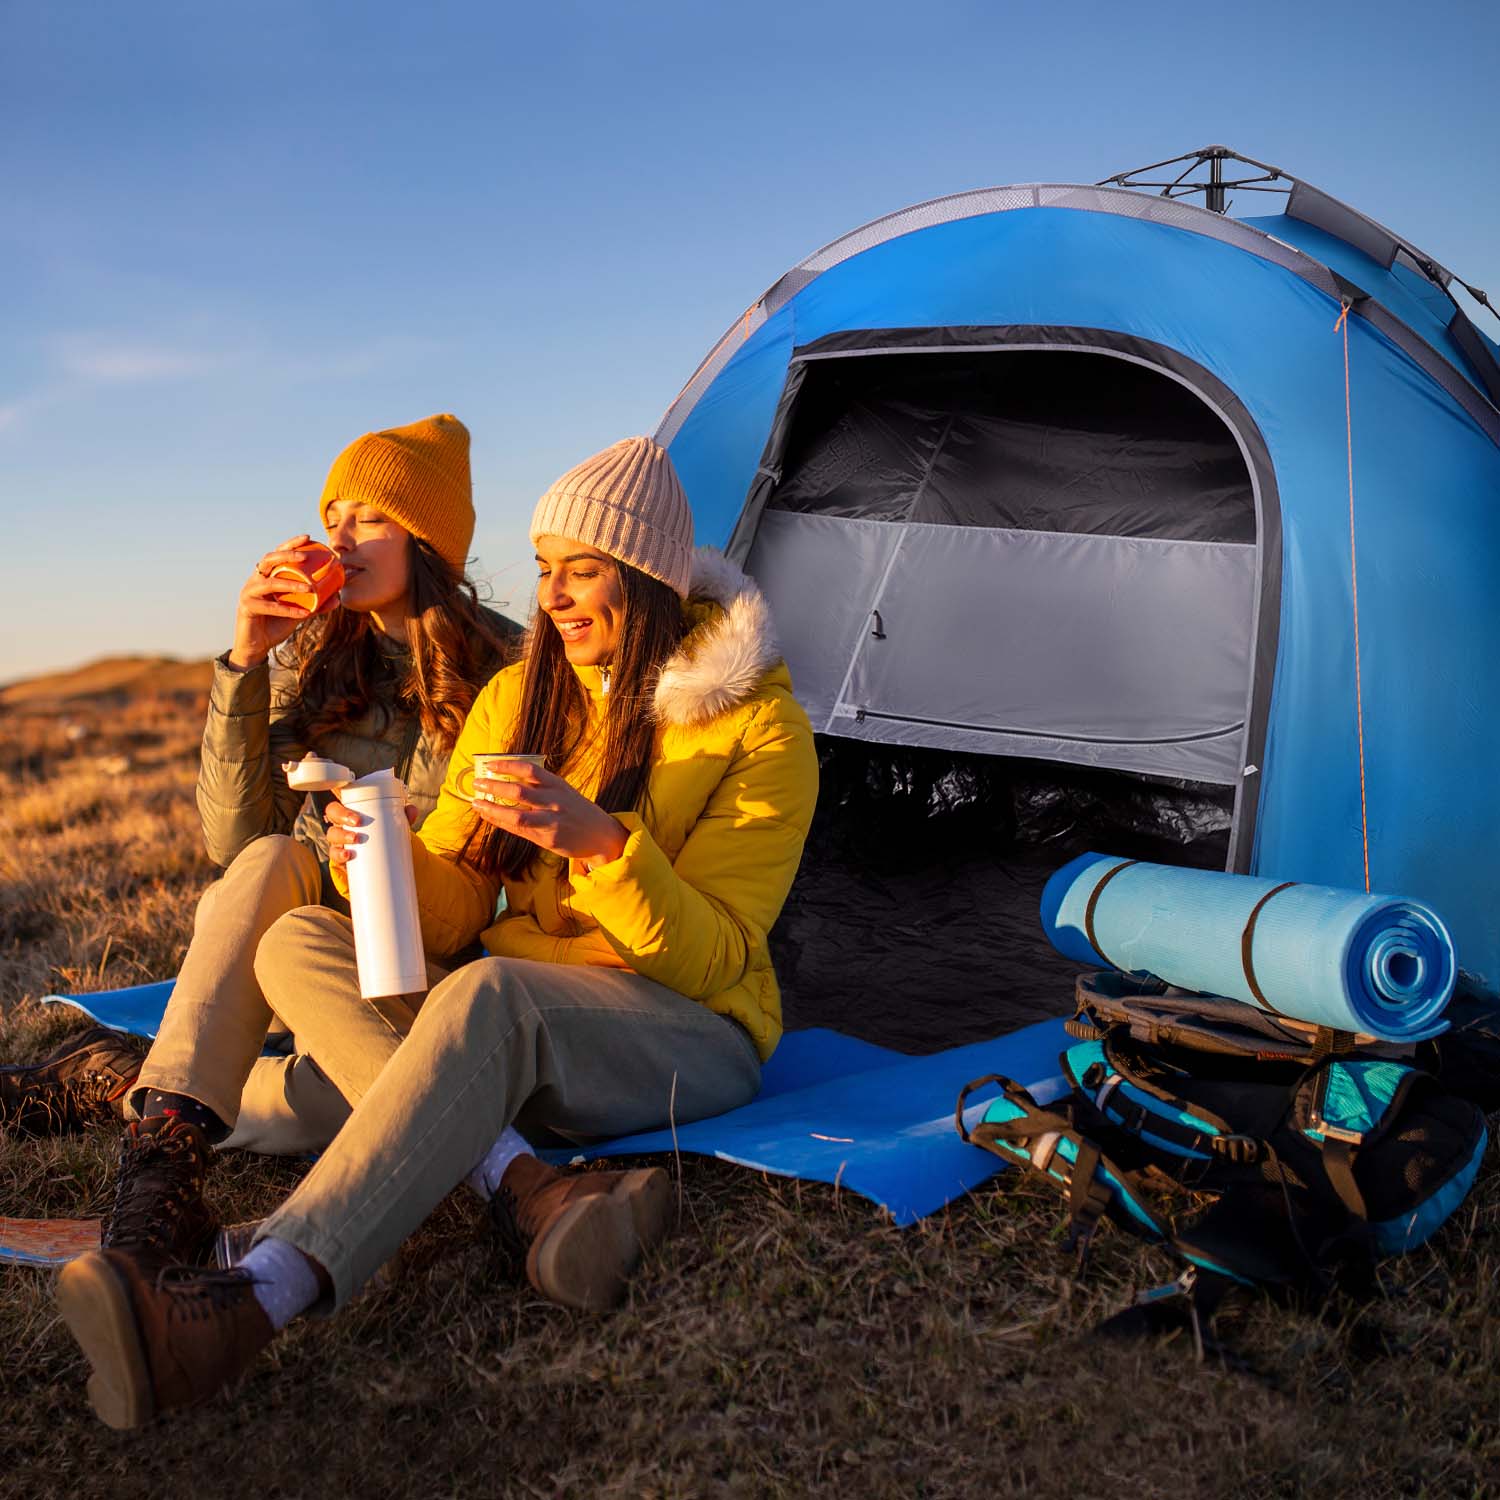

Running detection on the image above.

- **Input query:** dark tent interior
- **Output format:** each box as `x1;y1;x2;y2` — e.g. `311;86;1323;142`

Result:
765;347;1256;543
773;742;1233;1052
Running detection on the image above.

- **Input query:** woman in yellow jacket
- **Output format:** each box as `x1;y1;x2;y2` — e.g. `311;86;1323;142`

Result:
57;437;820;1429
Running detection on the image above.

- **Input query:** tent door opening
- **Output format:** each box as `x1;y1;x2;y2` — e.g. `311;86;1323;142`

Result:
734;337;1277;873
773;738;1233;1051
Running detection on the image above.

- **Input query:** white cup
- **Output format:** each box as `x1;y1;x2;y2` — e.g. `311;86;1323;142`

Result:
456;752;546;805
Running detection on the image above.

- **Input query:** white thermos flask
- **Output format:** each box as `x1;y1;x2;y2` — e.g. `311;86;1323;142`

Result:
284;759;427;999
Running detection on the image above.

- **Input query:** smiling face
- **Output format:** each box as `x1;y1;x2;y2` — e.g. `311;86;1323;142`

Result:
534;535;626;666
324;499;413;624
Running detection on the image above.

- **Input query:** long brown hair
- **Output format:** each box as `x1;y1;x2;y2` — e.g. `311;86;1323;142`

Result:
467;560;685;882
281;538;511;752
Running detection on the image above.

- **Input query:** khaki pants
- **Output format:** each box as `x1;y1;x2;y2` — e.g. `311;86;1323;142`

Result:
132;835;421;1155
252;905;763;1308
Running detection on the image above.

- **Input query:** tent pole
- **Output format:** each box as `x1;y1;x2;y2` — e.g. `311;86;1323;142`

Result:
1206;152;1226;214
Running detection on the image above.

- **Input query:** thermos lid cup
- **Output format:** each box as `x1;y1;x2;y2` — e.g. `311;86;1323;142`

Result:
283;760;404;798
284;757;354;791
282;756;352;792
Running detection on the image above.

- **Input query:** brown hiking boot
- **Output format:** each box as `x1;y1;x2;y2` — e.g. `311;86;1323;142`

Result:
489;1155;672;1312
55;1250;273;1428
103;1117;217;1269
0;1025;144;1135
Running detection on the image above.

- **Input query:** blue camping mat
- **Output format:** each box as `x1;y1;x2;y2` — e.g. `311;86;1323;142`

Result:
1041;853;1456;1043
43;980;178;1039
41;982;1070;1225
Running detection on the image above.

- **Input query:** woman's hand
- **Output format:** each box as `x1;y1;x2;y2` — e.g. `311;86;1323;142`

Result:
228;534;339;671
324;794;418;868
470;760;628;870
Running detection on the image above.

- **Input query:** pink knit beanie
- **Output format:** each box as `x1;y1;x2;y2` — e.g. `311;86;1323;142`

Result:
529;437;694;598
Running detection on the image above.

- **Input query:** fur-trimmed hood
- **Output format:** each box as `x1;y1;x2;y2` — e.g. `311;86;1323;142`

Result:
652;548;782;728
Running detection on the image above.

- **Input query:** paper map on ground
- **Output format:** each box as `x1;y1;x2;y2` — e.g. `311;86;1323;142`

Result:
0;1217;100;1267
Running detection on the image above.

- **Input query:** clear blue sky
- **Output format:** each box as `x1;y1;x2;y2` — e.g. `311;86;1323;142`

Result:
2;0;1495;680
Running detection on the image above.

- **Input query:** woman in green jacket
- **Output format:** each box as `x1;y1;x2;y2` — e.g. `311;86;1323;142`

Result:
0;415;515;1179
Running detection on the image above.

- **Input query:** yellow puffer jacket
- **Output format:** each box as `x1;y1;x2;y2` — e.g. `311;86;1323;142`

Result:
394;549;818;1060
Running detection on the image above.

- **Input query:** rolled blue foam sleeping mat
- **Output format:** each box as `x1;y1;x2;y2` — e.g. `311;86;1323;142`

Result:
1039;853;1456;1042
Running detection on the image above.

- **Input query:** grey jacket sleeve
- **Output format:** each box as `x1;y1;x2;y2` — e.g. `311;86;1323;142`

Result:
196;654;312;868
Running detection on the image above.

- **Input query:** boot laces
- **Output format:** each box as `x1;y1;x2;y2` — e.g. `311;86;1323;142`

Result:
487;1185;529;1274
107;1126;205;1253
0;1070;116;1132
157;1264;256;1321
56;1071;118;1120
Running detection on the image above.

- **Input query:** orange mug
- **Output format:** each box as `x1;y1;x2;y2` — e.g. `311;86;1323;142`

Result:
270;543;345;612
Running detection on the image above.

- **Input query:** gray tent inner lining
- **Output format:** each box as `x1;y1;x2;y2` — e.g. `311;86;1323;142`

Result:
752;511;1254;784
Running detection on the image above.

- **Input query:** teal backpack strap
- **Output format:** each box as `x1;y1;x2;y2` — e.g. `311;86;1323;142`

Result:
1061;1137;1116;1264
957;1073;1167;1264
1063;1035;1261;1167
953;1074;1021;1143
1318;1140;1367;1221
1101;1031;1241;1135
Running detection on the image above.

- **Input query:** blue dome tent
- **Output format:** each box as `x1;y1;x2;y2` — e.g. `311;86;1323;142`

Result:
657;147;1500;1010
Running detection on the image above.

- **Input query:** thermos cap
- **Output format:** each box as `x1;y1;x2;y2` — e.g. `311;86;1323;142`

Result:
284;757;353;791
283;760;406;800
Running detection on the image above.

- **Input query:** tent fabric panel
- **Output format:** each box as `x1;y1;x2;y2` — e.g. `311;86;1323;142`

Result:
846;521;1254;760
668;310;798;554
1252;330;1500;994
743;511;901;732
1279;183;1500;407
1241;213;1497;399
768;349;1256;541
747;511;1254;786
655;184;1366;448
658;190;1500;452
820;710;1245;786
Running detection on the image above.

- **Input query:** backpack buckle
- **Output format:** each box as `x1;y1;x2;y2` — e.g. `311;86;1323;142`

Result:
1209;1133;1260;1164
1308;1114;1366;1146
1135;1265;1198;1306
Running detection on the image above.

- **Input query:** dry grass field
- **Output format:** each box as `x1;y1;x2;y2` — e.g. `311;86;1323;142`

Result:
3;664;1500;1498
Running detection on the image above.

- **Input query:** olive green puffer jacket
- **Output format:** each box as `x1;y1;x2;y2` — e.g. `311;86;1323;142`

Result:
197;613;518;870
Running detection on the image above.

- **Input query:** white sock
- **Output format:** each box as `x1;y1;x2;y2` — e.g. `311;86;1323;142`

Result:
465;1126;535;1200
240;1238;322;1332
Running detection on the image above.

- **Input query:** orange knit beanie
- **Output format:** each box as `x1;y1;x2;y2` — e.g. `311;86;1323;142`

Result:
530;437;694;597
320;413;474;567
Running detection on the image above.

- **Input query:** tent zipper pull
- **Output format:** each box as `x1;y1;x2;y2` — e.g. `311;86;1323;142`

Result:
870;610;886;640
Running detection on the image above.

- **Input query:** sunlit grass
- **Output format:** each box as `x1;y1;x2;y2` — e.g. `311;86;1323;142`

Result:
2;688;1499;1496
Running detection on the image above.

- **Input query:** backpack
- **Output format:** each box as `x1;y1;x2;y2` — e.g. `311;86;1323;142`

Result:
957;971;1487;1325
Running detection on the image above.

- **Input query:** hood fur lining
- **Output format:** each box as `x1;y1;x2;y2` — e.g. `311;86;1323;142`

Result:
653;548;781;727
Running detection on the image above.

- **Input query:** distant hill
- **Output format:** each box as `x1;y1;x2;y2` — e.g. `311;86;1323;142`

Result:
0;655;216;708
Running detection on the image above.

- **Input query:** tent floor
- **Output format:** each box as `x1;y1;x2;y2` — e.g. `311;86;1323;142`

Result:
773;739;1232;1053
